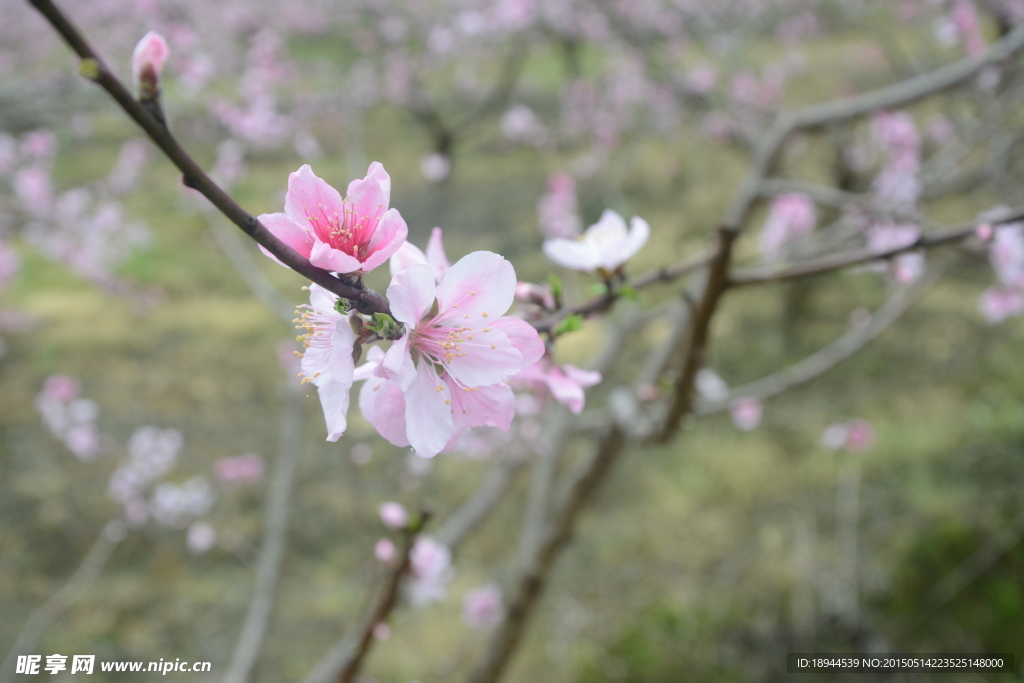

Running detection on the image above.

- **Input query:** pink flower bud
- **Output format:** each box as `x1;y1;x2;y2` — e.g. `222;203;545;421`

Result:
378;501;409;529
372;622;392;641
729;397;762;432
132;31;170;97
374;538;396;564
976;223;994;242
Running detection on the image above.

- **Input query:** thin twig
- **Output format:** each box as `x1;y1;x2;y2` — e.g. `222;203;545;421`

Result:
26;0;392;317
220;375;304;683
696;265;945;414
299;520;425;683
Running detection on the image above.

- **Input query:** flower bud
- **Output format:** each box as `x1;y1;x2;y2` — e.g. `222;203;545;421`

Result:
132;31;169;100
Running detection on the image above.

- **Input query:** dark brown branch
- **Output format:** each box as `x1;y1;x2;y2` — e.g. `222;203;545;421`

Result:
532;250;712;334
27;0;391;317
656;227;739;441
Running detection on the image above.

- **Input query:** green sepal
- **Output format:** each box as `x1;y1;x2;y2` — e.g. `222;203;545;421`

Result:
554;314;583;336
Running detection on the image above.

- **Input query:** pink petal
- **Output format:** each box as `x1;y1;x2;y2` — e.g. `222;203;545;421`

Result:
382;334;416;391
360;208;409;272
404;363;452;458
449;380;515;432
543;239;598;272
360;161;392;205
346;164;389;223
390;241;428;279
354;346;385;382
257;212;314;267
545;367;586;414
426;227;450;282
131;31;170;86
490;317;545;366
316;378;351;441
309;241;364;274
444;327;523;387
359;376;409;447
437;251;516;318
284;164;345;228
307;283;336;312
561;364;602;388
387;263;436;326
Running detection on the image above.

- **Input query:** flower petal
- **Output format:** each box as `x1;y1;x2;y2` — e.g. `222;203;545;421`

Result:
390;241;428;279
309;241;364;274
426;227;450;282
621;216;650;263
437;251;516;318
359;376;409;447
361;208;409;272
443;326;523;387
257;212;314;267
354;346;385;382
316;378;351;441
346;163;389;223
284;164;345;228
382;333;417;391
387;263;436;326
404;362;452;458
329;312;357;385
544;367;586;414
543;238;598;272
489;317;544;366
561;364;602;388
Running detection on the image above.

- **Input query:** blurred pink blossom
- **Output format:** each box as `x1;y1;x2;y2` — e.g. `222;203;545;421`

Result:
979;287;1024;324
759;193;816;256
511;359;602;415
215;454;263;485
187;521;217;555
408;536;453;606
730;397;763;432
379;501;409;529
537;173;581;239
374;538;396;564
463;583;503;629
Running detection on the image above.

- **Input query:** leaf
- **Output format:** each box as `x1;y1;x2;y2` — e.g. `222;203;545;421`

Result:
548;273;563;300
554;314;584;336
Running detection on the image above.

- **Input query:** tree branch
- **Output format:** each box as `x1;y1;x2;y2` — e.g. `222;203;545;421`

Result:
729;207;1024;287
299;521;424;683
220;376;304;683
696;265;945;414
26;0;392;316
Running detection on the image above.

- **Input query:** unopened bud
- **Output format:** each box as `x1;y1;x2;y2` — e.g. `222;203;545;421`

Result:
132;31;169;100
515;282;555;310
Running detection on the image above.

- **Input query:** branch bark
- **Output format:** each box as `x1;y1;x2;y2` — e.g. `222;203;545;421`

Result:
26;0;392;317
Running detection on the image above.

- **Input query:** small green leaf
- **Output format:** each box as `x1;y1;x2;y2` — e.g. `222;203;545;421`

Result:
554;314;583;336
587;283;609;295
619;285;640;302
548;273;563;300
334;298;351;314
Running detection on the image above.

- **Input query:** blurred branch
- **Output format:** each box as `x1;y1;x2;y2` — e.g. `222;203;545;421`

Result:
299;521;425;683
435;455;529;551
696;265;945;414
220;376;304;683
26;0;393;317
0;525;120;683
724;21;1024;233
728;206;1024;287
465;427;628;683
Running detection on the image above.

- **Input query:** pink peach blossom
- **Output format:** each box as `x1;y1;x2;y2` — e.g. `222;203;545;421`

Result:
214;454;263;485
979;286;1024;324
463;583;503;629
359;253;544;458
374;537;396;564
759;193;816;256
730;397;763;432
258;163;408;274
511;358;602;414
408;536;453;606
389;227;449;283
378;501;409;529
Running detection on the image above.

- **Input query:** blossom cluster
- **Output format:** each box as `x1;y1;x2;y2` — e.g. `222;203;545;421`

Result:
251;158;644;457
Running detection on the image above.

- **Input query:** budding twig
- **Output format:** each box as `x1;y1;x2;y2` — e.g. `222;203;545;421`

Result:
26;0;392;318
